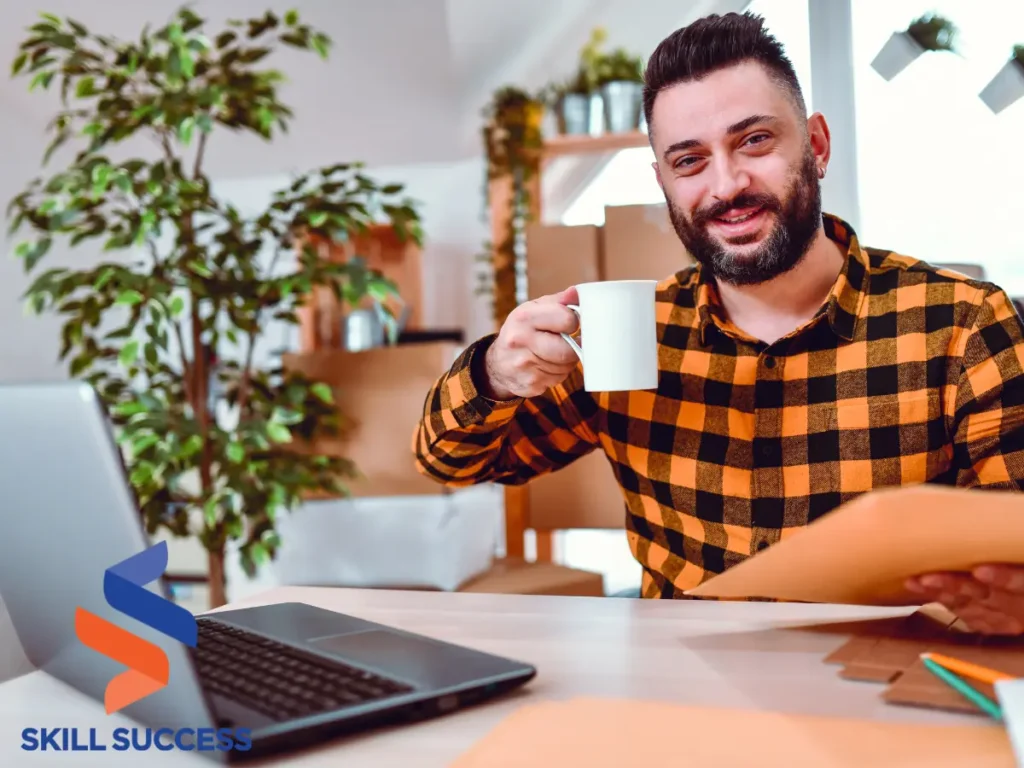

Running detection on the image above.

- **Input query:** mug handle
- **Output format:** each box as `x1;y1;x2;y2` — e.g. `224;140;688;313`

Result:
560;304;583;362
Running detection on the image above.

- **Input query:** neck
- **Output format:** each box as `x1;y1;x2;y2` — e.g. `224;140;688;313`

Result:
713;226;846;345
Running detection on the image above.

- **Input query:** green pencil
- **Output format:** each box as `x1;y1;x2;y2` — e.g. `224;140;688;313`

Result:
922;656;1004;721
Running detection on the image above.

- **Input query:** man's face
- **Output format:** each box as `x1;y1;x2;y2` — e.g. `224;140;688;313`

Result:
649;61;824;286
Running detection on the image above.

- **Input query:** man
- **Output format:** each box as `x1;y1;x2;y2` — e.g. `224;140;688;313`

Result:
413;12;1024;633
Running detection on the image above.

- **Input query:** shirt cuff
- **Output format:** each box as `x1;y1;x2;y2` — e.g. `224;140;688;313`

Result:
445;334;523;427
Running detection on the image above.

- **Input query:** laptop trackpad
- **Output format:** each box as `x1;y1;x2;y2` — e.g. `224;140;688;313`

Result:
309;630;504;689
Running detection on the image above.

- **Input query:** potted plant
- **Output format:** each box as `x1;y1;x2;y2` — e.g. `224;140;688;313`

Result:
546;28;605;136
595;47;646;133
871;12;958;81
547;68;594;136
980;44;1024;114
7;7;424;609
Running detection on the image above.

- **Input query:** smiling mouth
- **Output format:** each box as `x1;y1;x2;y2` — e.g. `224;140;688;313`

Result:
714;206;764;225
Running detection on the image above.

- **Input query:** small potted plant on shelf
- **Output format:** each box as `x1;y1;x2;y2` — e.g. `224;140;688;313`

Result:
979;44;1024;114
544;27;605;136
547;68;594;136
595;47;646;133
871;12;958;81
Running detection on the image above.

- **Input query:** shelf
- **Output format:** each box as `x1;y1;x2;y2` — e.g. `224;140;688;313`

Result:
541;130;650;160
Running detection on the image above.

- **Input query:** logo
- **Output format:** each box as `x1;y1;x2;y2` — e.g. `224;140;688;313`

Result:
74;541;197;714
20;542;251;754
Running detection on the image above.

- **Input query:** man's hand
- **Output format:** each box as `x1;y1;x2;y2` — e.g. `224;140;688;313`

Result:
905;565;1024;635
481;287;581;400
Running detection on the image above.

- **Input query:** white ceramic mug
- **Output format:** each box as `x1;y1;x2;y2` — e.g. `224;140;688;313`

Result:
560;280;659;392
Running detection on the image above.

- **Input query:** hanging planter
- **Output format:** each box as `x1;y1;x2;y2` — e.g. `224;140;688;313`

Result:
871;13;958;81
480;86;544;325
979;45;1024;115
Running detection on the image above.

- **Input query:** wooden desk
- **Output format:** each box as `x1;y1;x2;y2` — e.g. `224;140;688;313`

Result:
0;589;981;766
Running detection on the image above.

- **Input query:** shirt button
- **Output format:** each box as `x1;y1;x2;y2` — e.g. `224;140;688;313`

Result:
764;356;776;369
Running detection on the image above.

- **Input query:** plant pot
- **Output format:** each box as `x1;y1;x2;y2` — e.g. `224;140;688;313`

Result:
600;81;644;133
979;59;1024;114
870;31;925;81
556;92;592;135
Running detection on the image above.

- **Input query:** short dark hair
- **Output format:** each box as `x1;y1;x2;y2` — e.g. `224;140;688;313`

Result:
642;12;806;129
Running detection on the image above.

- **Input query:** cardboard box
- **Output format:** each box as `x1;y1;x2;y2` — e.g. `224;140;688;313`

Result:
525;223;601;299
282;342;461;497
602;203;691;281
525;204;692;298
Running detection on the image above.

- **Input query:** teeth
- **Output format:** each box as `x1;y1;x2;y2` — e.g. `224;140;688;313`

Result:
720;211;756;224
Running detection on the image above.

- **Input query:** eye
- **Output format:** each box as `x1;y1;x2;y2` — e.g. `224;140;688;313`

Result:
673;155;704;171
743;132;771;147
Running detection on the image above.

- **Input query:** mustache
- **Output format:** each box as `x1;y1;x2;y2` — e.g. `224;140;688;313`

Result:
692;193;782;228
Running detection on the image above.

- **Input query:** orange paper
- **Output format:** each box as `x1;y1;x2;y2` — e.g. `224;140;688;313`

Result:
451;697;1015;767
686;486;1024;604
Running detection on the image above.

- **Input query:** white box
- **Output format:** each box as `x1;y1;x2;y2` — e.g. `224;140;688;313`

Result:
224;485;503;602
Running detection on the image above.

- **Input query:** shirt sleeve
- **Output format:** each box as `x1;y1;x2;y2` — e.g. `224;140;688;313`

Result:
951;287;1024;489
411;334;602;486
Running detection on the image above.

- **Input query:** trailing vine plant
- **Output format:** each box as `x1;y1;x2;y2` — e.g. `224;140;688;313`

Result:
478;85;544;326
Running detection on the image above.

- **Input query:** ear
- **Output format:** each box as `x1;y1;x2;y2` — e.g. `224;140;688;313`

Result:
652;161;664;192
806;112;831;172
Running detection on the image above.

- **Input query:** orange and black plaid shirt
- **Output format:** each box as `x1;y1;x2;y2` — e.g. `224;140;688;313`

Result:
413;214;1024;598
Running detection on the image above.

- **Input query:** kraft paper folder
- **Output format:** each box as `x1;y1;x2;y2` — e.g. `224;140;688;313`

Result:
686;486;1024;604
451;697;1018;767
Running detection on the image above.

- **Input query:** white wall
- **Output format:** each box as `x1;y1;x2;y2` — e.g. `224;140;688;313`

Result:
850;0;1024;293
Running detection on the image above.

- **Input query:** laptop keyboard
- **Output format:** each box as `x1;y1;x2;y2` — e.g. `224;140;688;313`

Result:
193;618;415;722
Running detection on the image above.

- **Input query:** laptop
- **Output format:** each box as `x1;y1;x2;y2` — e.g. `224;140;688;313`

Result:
0;382;536;761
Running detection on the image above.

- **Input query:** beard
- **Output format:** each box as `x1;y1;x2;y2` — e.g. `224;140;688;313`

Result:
666;148;822;286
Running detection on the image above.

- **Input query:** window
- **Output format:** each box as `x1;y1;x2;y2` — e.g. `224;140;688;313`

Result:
851;1;1024;294
560;0;814;226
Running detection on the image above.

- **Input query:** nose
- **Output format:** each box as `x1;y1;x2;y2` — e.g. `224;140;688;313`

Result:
708;157;751;202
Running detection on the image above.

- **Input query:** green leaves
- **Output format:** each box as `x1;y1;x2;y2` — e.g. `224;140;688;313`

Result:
311;33;330;59
119;339;139;366
178;116;196;145
74;76;96;98
266;422;293;444
15;238;52;272
5;7;371;593
115;289;143;306
311;383;334;404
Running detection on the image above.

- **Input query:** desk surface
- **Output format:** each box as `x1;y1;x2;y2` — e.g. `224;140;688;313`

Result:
0;588;981;766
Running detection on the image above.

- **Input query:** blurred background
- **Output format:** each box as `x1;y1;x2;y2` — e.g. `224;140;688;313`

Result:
0;0;1022;625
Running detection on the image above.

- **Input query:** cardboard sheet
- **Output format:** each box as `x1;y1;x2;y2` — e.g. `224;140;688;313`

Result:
828;636;1024;713
450;697;1016;767
686;486;1024;604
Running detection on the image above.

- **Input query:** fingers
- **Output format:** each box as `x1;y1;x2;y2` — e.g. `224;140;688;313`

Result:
906;572;1024;635
945;603;1024;635
518;300;579;335
973;564;1024;594
534;286;579;307
531;330;580;367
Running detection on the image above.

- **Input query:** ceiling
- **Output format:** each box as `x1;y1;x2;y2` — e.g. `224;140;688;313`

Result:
0;0;745;180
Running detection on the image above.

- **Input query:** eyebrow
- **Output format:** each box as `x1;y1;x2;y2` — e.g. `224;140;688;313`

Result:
661;114;779;160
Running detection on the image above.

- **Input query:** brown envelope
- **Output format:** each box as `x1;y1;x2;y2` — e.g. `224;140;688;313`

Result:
450;697;1016;767
685;486;1024;604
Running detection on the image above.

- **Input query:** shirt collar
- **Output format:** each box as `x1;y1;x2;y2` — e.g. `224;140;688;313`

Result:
694;213;870;346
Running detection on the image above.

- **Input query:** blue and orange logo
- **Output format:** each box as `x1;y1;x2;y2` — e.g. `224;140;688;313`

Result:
74;541;197;714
